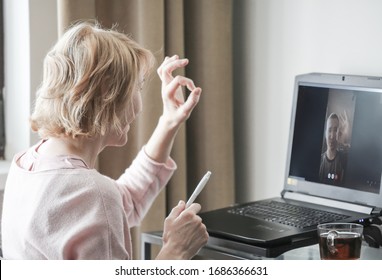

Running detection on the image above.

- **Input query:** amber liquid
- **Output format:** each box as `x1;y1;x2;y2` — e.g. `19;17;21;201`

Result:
319;232;362;260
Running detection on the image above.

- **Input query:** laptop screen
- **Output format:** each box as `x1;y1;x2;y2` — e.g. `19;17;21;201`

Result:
285;73;382;208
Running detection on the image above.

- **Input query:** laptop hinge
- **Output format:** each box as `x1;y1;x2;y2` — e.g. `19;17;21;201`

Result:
283;191;374;215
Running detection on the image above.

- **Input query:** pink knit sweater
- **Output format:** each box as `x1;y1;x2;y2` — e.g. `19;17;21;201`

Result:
1;141;176;259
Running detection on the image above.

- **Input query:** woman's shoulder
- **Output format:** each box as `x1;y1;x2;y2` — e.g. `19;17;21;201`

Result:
7;154;121;209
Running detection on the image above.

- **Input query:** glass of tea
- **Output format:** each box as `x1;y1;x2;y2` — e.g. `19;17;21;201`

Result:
317;223;363;260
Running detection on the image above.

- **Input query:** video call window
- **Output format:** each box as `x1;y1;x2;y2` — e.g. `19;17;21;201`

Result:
319;90;355;186
289;85;382;194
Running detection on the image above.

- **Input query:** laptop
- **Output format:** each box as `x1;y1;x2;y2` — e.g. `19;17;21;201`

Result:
199;72;382;250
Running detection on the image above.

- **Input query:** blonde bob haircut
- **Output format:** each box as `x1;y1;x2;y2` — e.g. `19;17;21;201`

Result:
30;21;155;138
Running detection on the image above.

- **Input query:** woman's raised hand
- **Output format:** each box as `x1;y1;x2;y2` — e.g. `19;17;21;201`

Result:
156;55;202;129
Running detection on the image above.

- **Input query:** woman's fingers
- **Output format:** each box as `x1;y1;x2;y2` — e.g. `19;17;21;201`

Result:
157;55;203;124
182;203;202;215
164;75;196;99
162;75;202;119
157;56;189;83
182;87;202;114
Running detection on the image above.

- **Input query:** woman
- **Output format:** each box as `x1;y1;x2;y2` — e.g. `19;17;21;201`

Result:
1;22;208;259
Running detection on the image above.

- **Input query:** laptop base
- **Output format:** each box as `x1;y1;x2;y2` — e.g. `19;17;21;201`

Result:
142;231;318;259
206;232;318;258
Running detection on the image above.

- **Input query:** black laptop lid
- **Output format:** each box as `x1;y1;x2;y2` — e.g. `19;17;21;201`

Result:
285;73;382;209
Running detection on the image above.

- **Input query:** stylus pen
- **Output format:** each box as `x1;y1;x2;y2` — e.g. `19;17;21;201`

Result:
186;171;212;208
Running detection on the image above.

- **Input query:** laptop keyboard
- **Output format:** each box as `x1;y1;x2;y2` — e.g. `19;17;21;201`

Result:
227;200;350;229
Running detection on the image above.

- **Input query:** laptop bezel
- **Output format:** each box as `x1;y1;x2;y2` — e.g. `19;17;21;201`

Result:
283;73;382;209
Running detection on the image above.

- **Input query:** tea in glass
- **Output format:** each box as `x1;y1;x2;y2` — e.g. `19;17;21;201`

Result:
317;223;363;260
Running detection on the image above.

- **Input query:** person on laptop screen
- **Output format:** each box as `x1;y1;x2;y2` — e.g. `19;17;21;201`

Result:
319;112;348;185
336;110;351;152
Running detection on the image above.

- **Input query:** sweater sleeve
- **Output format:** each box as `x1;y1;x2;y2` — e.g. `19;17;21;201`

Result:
115;147;177;227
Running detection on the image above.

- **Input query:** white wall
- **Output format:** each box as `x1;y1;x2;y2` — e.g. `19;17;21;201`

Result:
234;0;382;202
